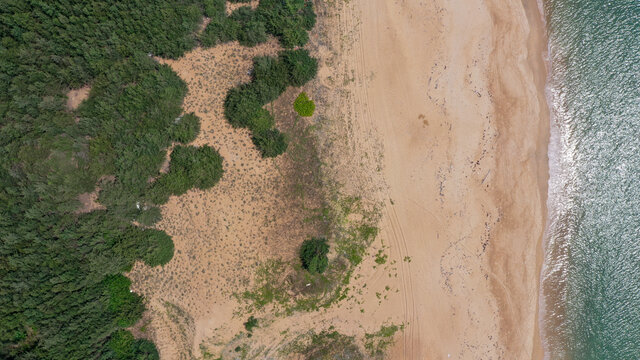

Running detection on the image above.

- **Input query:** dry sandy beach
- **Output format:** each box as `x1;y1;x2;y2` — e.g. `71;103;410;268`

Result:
127;0;550;358
338;0;549;357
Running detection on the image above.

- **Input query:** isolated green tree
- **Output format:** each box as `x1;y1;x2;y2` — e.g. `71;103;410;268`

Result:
299;237;330;274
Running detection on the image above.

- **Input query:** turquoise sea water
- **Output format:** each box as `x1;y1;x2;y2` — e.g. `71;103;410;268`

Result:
540;0;640;358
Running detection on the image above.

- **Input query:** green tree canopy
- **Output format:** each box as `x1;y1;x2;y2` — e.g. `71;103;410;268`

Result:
300;237;330;274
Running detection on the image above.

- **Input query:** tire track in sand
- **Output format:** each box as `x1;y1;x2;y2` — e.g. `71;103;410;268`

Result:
345;1;419;357
386;203;418;358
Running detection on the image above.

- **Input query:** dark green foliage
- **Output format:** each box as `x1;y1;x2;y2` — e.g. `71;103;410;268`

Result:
200;0;316;49
299;238;330;274
200;0;318;157
201;17;239;47
294;92;316;117
105;275;145;328
224;51;317;156
243;316;258;333
108;330;159;360
249;108;276;133
252;56;290;102
0;0;226;358
224;85;265;128
230;7;268;47
136;206;163;226
204;0;227;17
252;129;289;157
141;229;175;267
280;49;319;87
153;145;224;197
256;0;317;48
170;113;201;143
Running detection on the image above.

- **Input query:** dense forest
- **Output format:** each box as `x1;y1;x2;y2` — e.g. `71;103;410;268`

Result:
0;0;317;359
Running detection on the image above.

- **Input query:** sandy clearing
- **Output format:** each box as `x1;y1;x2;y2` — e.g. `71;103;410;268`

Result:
127;38;329;359
66;85;91;110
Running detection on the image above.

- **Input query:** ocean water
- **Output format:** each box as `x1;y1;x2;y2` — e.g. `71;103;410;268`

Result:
540;0;640;358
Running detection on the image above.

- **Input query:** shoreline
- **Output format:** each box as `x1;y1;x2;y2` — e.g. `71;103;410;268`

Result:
525;1;550;358
486;0;549;357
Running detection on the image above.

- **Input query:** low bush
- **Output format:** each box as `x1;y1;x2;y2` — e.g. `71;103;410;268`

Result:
257;0;316;48
201;16;239;47
231;7;268;47
224;85;264;128
299;237;330;274
142;229;175;267
294;92;315;117
280;49;318;87
244;316;258;332
252;128;288;158
249;108;276;133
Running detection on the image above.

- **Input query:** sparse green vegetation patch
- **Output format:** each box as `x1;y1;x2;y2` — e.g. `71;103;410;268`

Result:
238;194;380;315
243;316;259;334
363;324;404;358
281;329;364;360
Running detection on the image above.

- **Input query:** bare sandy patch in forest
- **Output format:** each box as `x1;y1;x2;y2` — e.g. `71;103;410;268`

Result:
66;85;91;110
226;0;259;15
75;190;105;214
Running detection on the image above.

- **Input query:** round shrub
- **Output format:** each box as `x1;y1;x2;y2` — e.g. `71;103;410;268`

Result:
148;145;224;203
293;92;315;117
224;85;263;128
280;49;318;87
251;128;288;158
299;237;329;274
171;145;223;189
142;229;174;267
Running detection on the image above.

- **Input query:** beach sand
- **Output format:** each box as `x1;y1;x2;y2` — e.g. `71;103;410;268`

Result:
322;0;549;357
127;0;549;358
